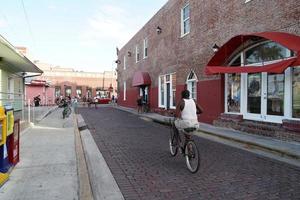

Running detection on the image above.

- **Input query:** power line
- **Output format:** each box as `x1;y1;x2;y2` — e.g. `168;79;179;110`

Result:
20;0;36;49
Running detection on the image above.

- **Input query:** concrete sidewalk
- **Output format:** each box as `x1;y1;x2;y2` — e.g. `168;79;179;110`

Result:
0;108;78;200
115;105;300;167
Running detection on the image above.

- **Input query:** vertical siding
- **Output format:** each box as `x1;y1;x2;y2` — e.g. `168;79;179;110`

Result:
0;69;8;107
0;69;24;111
13;77;23;111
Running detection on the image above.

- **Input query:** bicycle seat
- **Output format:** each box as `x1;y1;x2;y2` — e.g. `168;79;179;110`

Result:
184;127;197;133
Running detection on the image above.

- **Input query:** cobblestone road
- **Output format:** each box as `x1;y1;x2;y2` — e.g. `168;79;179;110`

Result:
79;107;300;200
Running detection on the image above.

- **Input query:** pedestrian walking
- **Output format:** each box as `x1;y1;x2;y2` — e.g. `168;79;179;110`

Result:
137;96;143;113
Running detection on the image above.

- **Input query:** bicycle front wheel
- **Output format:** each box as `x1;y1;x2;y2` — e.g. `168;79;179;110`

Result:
169;126;178;156
185;140;200;173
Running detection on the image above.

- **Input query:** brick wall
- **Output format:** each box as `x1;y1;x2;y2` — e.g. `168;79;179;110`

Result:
117;0;300;123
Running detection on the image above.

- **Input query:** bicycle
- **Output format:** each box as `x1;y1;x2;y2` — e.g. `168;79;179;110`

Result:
169;118;200;173
62;104;72;119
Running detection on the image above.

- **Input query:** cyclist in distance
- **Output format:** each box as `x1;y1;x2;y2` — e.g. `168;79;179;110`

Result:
174;89;203;137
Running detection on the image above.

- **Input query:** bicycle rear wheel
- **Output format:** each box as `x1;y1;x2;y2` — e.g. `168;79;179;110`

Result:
169;126;178;156
185;140;200;173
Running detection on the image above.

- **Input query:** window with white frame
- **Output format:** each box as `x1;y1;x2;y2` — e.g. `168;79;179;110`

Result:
136;45;140;63
143;38;148;59
187;71;197;100
292;67;300;118
181;4;190;37
159;73;176;109
225;40;298;123
123;55;126;70
159;76;165;107
172;74;176;107
123;81;126;101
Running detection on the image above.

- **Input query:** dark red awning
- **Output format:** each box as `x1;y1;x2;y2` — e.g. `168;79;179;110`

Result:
205;32;300;75
132;72;151;87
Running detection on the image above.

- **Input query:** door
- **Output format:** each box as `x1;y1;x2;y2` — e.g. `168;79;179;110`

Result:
245;72;285;122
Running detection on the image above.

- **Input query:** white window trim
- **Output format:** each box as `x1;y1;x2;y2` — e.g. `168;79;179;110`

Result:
135;45;140;63
123;55;126;70
181;4;190;37
123;81;126;101
158;75;165;108
143;38;148;59
158;73;176;109
186;70;198;100
225;41;299;122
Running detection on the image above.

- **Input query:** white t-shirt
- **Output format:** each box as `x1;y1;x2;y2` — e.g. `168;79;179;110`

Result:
181;98;197;121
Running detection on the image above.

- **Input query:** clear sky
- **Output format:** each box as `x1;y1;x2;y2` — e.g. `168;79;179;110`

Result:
0;0;168;72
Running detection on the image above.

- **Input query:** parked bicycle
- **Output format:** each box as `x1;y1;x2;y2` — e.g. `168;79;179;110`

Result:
169;117;200;173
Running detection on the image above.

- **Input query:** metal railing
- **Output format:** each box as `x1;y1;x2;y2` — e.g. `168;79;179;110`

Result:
0;91;55;124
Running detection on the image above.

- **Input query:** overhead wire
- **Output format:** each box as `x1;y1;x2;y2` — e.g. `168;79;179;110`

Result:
20;0;36;51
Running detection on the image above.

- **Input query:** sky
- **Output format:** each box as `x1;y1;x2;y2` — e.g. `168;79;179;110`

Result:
0;0;168;72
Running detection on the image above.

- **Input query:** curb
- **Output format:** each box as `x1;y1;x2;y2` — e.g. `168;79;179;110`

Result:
76;114;125;200
73;115;94;200
115;106;300;162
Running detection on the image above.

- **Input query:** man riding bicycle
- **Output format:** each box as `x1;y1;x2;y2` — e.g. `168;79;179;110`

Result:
174;89;203;137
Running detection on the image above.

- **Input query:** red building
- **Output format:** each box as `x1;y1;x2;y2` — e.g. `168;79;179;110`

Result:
117;0;300;141
25;80;55;106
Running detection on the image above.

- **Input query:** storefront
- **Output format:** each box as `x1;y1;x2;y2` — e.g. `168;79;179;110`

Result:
205;32;300;124
132;72;151;108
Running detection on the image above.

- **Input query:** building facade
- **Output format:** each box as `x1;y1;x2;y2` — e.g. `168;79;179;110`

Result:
117;0;300;140
35;62;117;100
25;80;55;106
0;37;43;120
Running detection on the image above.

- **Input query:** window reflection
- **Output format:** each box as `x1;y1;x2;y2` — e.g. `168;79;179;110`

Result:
247;73;261;114
245;42;289;65
227;74;241;112
293;68;300;118
267;74;284;116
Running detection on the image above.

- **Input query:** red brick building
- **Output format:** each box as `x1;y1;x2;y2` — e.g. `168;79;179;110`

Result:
35;62;117;100
117;0;300;140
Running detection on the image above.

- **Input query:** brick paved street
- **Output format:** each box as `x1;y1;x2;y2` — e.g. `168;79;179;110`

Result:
79;107;300;200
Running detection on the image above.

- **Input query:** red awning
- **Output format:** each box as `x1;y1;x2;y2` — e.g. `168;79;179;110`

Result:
205;32;300;75
132;72;151;87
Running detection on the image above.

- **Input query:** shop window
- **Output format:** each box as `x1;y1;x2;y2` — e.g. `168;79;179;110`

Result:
187;71;197;100
267;74;284;116
76;87;82;98
227;73;241;113
292;67;300;118
87;88;92;98
143;38;148;59
181;4;190;36
55;86;61;97
65;87;72;97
